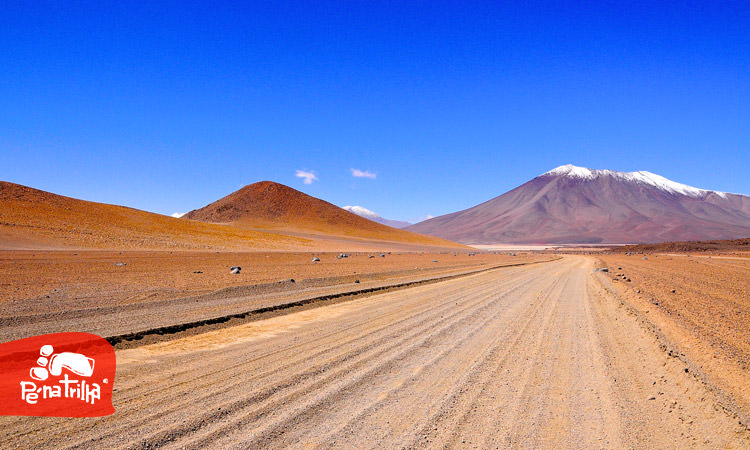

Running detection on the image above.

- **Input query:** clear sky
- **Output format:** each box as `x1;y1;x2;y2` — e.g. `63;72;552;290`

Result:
1;1;748;222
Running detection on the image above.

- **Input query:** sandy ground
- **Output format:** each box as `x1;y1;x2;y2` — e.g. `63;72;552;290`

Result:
596;253;750;424
1;255;747;449
0;251;542;343
0;250;523;307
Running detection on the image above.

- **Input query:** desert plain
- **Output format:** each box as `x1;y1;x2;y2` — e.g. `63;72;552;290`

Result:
1;245;749;449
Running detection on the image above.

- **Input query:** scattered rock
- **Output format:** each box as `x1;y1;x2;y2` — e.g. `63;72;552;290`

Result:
114;262;127;267
671;289;676;294
599;268;609;272
312;257;320;262
193;271;203;274
355;279;360;283
432;260;438;263
643;257;648;260
368;255;375;259
230;266;241;274
279;278;295;283
380;254;386;258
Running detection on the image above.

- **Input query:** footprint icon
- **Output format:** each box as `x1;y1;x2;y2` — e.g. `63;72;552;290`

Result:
30;345;95;381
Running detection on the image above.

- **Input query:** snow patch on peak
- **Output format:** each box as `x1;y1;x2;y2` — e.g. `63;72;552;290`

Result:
622;171;723;198
342;205;380;219
541;164;727;198
544;164;597;179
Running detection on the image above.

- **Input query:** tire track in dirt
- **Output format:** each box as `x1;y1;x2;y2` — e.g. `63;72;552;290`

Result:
1;256;747;449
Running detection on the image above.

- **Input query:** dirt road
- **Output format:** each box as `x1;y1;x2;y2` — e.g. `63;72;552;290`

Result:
2;256;748;449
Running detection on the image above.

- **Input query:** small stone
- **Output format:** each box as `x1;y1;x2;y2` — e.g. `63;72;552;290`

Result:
312;257;321;262
114;262;127;266
230;266;241;274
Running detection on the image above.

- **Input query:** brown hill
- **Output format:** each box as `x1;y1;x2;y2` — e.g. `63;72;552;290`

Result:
182;181;463;247
0;181;308;250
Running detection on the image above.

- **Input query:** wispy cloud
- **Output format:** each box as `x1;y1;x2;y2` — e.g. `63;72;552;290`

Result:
171;212;186;218
350;168;376;179
295;169;318;184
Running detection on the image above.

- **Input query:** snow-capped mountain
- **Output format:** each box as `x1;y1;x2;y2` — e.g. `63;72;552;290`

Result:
544;165;727;198
407;165;750;244
342;206;412;229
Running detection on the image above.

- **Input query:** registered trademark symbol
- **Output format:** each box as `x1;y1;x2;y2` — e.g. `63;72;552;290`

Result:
103;378;109;384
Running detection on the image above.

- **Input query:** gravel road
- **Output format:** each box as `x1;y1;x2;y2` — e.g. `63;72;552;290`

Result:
2;256;747;449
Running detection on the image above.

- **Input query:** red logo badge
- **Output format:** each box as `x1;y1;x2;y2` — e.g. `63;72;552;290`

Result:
0;332;115;417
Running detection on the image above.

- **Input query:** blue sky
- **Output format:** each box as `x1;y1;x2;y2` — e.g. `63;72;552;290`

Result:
1;1;748;222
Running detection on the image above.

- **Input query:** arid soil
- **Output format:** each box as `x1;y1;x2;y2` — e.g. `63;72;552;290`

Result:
1;256;747;449
597;253;750;422
0;250;527;308
0;251;541;343
0;250;520;307
614;238;750;254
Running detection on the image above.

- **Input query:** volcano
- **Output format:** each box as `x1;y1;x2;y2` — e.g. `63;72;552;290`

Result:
407;165;750;244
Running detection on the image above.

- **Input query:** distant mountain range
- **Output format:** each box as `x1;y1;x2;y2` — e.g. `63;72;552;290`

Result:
0;180;462;250
342;206;412;229
4;165;748;249
407;165;750;244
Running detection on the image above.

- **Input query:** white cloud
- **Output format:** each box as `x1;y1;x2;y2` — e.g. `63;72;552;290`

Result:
295;169;318;184
171;212;186;218
350;168;376;179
